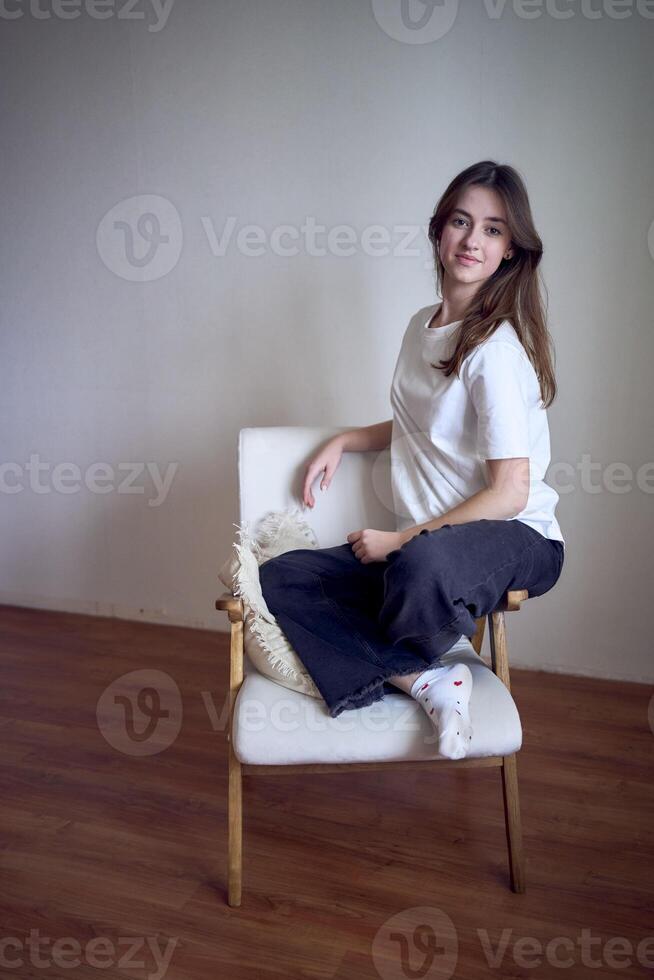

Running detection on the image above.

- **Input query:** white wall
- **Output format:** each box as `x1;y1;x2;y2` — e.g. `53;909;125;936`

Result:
1;0;652;682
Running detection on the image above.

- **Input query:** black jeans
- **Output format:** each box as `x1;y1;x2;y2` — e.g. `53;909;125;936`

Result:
258;519;564;718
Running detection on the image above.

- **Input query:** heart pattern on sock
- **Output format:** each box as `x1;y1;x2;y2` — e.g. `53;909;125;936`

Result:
410;663;474;760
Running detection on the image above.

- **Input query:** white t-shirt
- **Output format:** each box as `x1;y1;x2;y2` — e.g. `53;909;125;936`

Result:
389;303;564;546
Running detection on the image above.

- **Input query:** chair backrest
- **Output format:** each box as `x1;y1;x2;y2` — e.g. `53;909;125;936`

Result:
238;426;397;549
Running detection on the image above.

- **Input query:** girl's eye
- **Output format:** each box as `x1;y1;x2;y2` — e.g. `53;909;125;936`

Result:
453;217;502;236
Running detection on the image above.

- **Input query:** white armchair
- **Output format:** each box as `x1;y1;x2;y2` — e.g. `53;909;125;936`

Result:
216;427;529;906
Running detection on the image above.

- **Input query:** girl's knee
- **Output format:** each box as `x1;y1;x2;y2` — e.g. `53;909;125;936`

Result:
524;543;564;597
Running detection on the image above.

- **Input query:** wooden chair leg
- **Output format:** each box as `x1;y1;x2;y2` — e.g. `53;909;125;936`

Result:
501;754;526;893
226;610;244;907
489;609;526;893
228;744;242;906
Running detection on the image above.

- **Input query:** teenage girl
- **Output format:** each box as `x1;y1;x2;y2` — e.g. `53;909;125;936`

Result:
259;160;565;760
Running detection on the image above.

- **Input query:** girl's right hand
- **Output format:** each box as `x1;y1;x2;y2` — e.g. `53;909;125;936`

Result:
302;437;345;509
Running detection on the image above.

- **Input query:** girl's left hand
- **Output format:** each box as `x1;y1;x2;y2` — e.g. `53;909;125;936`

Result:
346;528;407;563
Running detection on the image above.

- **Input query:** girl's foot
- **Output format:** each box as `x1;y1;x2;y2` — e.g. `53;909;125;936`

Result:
410;662;474;759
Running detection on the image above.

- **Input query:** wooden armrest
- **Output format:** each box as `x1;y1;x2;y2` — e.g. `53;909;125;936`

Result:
215;592;244;619
500;589;529;612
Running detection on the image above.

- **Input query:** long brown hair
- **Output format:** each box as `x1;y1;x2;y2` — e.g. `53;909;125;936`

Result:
428;160;557;407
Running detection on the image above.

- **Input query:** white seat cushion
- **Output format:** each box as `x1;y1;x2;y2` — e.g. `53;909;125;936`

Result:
233;635;522;764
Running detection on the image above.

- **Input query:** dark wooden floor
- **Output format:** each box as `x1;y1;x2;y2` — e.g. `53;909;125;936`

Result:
0;604;652;980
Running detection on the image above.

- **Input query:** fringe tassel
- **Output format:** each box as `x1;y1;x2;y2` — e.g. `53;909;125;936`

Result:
229;519;301;681
230;546;274;623
253;506;319;551
227;509;322;686
232;520;265;560
240;607;301;681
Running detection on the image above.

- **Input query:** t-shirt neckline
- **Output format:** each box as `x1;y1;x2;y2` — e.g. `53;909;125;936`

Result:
422;303;462;338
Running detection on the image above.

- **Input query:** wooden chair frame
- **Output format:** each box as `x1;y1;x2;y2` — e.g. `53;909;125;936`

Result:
215;588;529;906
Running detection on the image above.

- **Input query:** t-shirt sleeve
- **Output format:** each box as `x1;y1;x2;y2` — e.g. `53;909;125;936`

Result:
463;341;531;459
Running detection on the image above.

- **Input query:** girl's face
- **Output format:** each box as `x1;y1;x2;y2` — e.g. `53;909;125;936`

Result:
438;185;514;285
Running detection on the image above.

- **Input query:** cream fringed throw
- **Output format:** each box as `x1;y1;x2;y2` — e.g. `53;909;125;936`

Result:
217;507;323;699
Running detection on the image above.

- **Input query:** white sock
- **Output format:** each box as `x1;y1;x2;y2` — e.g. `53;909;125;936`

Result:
410;663;474;760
